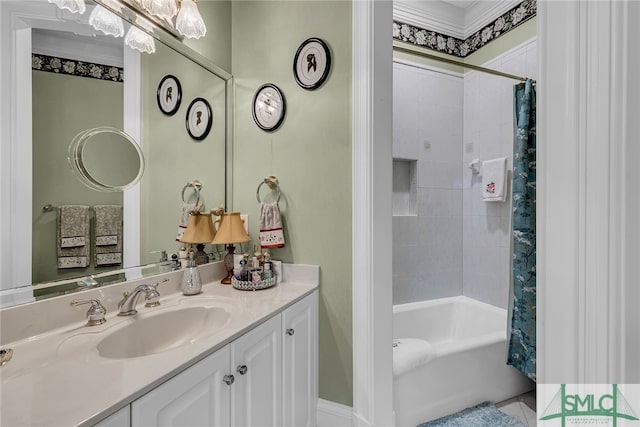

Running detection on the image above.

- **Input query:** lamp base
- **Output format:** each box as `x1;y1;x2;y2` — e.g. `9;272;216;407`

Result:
221;243;236;285
193;244;209;266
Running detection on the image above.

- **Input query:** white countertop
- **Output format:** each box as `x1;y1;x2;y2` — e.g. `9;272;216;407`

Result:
0;263;319;426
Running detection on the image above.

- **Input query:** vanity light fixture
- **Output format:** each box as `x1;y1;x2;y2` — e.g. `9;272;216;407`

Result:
134;0;206;39
125;26;156;53
175;0;206;39
89;1;125;38
48;0;86;14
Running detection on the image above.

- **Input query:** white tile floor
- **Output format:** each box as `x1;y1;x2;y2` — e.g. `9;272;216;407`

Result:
497;391;537;426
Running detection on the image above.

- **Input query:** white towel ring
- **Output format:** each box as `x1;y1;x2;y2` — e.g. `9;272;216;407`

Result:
182;180;201;204
256;176;281;204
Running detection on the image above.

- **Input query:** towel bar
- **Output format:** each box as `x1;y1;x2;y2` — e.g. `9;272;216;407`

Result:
256;176;281;203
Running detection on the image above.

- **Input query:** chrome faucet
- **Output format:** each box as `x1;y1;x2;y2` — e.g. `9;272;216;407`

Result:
70;299;107;326
117;279;168;316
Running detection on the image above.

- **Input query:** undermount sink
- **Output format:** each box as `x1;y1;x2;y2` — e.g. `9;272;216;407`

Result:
97;306;231;359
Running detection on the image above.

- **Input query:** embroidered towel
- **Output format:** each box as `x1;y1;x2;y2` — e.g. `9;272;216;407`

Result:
57;205;90;268
482;157;508;202
259;202;285;248
94;205;123;266
176;200;203;241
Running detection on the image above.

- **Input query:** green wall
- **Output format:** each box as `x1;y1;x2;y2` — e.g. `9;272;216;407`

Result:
31;71;123;284
182;0;232;73
231;0;353;406
140;42;226;265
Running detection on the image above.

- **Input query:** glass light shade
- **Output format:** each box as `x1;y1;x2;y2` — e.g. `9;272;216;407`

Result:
125;26;156;54
89;5;125;38
142;0;178;20
175;0;206;39
48;0;86;14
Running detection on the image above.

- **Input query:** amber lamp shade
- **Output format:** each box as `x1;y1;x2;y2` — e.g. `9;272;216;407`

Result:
179;212;215;265
211;212;251;284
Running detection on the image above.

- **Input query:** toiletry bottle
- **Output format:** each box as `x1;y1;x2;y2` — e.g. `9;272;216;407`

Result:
181;252;202;295
250;255;262;284
178;246;188;269
239;254;250;281
158;250;172;273
263;261;273;281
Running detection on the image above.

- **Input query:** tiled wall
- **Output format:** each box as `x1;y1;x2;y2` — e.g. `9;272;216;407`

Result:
392;62;464;304
462;40;537;309
392;39;536;308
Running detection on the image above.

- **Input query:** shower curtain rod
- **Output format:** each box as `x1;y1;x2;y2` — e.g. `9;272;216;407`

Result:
394;41;535;83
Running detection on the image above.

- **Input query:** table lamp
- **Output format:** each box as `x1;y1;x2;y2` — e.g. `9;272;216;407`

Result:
211;212;251;284
179;212;216;265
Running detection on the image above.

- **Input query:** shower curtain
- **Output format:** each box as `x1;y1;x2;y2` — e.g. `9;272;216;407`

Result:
507;79;536;381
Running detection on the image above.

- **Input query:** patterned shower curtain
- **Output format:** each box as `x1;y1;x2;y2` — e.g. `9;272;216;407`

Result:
507;79;536;381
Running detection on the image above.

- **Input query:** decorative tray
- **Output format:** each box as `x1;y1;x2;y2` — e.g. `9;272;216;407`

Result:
231;276;276;291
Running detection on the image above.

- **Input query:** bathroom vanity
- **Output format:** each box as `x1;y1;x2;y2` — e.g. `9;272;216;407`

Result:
0;263;319;427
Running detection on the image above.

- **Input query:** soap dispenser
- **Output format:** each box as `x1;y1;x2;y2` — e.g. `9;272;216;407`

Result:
181;252;202;295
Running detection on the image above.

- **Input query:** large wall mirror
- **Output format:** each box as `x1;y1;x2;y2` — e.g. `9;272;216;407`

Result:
0;0;230;307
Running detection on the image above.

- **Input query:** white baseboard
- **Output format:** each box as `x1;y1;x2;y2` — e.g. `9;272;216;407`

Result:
317;398;353;427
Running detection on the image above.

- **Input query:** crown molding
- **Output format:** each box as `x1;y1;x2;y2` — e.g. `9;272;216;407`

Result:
393;0;521;40
393;1;465;39
464;0;520;37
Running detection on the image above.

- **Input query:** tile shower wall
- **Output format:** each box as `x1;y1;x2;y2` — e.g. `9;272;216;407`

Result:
462;40;537;309
392;62;463;304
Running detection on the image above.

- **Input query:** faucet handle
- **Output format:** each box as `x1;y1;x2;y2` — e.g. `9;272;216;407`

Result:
70;299;107;326
144;279;169;307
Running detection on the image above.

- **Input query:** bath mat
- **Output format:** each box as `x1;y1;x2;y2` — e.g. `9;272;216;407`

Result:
417;402;526;427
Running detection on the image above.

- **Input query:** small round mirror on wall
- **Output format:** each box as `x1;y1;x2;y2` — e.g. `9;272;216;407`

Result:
68;127;145;192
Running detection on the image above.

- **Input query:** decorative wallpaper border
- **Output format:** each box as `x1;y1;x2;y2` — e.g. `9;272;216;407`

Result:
32;53;124;83
393;0;536;58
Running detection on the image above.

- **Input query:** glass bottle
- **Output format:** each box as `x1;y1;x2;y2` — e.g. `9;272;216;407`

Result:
181;252;202;295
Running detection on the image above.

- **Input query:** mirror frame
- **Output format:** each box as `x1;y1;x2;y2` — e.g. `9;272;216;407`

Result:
0;0;233;306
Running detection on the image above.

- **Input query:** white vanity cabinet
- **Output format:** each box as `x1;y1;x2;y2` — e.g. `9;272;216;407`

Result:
93;406;131;427
282;290;318;427
126;291;317;427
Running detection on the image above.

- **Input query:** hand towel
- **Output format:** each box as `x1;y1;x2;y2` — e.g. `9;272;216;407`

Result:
176;200;203;241
259;202;285;248
57;205;90;268
94;205;122;266
482;157;508;202
392;338;436;377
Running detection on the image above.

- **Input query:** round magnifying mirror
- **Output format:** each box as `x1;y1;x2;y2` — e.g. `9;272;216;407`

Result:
68;127;145;192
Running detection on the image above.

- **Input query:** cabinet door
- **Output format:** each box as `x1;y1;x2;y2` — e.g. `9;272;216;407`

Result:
282;291;318;427
94;405;130;427
230;314;282;427
131;345;231;427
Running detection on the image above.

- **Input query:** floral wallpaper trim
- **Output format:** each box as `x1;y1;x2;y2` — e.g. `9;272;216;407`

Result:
393;0;536;58
32;54;124;83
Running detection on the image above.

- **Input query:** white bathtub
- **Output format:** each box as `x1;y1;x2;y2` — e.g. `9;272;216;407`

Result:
393;296;533;427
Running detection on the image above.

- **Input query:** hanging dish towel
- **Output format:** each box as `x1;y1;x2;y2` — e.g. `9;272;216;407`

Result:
176;200;203;241
259;202;285;248
57;205;90;269
482;157;508;202
94;205;123;266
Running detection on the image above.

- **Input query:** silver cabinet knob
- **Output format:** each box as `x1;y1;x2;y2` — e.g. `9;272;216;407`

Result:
223;374;235;386
286;328;295;336
237;364;248;375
